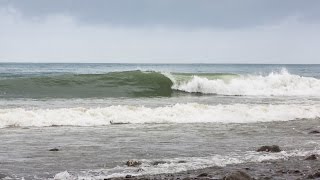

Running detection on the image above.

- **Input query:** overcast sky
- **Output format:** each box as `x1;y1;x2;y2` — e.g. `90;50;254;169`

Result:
0;0;319;63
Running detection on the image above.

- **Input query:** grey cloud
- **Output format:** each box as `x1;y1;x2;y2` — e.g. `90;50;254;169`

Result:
1;0;320;28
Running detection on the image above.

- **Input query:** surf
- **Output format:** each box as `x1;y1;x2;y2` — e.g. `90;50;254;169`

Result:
1;103;319;128
0;68;320;98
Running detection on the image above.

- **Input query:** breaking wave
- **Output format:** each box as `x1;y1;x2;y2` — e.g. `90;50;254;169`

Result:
171;69;320;96
0;68;320;98
1;103;319;128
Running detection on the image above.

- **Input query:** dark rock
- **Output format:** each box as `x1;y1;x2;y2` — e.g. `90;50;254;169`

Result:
49;148;59;151
309;130;320;134
125;175;133;178
198;173;208;177
153;161;167;166
0;174;7;179
307;171;320;179
288;169;301;174
126;160;141;167
178;160;187;163
110;121;130;125
305;154;318;160
223;171;253;180
136;168;144;172
257;145;281;152
182;178;192;180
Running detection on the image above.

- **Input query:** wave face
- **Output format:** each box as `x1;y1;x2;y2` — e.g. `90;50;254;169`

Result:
172;69;320;96
0;71;173;98
1;69;320;98
1;103;319;128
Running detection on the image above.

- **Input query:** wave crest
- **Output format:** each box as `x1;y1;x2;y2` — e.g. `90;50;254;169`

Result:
171;69;320;96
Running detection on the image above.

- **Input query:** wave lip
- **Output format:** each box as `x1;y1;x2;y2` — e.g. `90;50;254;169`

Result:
0;103;319;128
171;69;320;96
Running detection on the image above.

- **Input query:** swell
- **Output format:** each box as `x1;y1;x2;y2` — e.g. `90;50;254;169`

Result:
0;70;173;98
0;103;319;128
0;69;320;98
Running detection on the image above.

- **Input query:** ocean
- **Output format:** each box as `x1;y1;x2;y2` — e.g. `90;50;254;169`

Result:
0;63;320;179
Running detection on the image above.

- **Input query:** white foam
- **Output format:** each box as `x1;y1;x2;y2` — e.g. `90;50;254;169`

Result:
170;69;320;96
0;103;319;128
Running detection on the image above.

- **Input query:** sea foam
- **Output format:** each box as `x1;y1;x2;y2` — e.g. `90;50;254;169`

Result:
0;103;319;128
170;69;320;96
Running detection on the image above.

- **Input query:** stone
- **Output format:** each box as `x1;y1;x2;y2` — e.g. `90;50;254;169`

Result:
309;130;320;134
305;154;317;160
126;160;141;167
178;160;187;163
307;171;320;179
49;148;59;151
153;161;167;166
0;174;7;179
257;145;281;152
223;171;253;180
125;175;133;178
198;173;208;177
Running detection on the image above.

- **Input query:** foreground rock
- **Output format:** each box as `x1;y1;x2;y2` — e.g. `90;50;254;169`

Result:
152;161;167;166
126;160;141;167
108;155;320;180
305;154;318;160
256;145;281;152
223;171;252;180
307;171;320;179
0;174;7;179
49;148;59;151
309;130;320;134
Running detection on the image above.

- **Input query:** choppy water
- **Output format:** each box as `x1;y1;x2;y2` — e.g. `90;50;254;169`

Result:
0;63;319;179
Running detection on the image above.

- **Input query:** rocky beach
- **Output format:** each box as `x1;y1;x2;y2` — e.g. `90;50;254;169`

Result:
111;151;320;180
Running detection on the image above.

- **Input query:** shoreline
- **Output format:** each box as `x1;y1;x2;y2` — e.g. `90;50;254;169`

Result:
109;154;320;180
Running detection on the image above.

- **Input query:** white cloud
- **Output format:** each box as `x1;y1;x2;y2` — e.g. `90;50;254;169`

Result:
0;7;319;63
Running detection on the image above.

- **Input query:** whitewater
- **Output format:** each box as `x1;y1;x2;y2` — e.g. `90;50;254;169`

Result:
169;68;320;96
1;103;320;128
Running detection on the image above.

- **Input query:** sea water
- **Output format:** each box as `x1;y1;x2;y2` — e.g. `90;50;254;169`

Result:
0;63;319;179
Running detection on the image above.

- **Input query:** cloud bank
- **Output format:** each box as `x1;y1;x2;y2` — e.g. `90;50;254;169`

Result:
0;5;319;63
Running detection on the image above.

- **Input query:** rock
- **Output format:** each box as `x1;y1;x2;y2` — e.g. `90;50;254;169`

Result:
288;169;301;174
178;160;187;163
125;175;133;178
49;148;59;151
223;171;253;180
257;145;281;152
136;168;144;172
110;121;130;125
197;173;208;177
0;174;7;179
126;160;141;167
305;154;317;160
309;130;320;134
307;171;320;179
153;161;167;166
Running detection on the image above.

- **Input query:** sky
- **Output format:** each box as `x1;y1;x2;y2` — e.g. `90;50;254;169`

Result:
0;0;319;63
